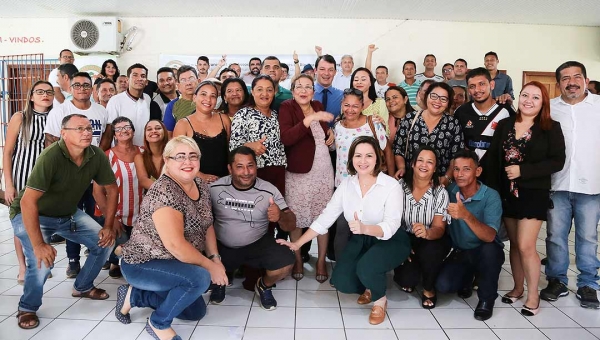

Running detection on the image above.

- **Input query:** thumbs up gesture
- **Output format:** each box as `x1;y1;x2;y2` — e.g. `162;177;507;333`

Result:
447;192;468;220
247;136;268;156
267;197;280;222
349;212;366;235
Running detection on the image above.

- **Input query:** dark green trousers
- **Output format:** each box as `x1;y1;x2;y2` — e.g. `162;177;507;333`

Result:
330;230;411;301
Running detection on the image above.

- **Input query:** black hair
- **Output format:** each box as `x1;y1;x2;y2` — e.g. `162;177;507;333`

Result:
197;56;209;64
219;67;238;78
403;60;416;71
376;65;388;73
455;58;468;67
100;59;120;80
194;80;218;95
71;71;92;83
96;78;116;91
384;86;415;114
484;51;498;59
346;136;383;176
589;80;600;92
315;54;337;70
112;116;135;132
280;63;289;72
229;146;257;165
442;63;454;69
127;63;148;78
262;56;280;68
424;82;454;111
59;49;73;58
466;67;492;83
424;54;436;61
404;145;441;191
418;79;436;92
452;149;480;167
219;77;250;112
176;65;198;81
248;74;276;108
350;67;377;102
555;61;587;83
157;66;175;78
58;63;79;79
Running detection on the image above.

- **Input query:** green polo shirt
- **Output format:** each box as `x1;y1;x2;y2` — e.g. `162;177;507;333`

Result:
9;140;116;219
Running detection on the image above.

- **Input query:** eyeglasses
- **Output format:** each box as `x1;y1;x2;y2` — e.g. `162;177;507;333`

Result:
114;125;133;133
168;153;200;162
63;126;93;133
442;69;453;73
294;85;313;91
71;83;92;90
179;76;198;84
343;88;363;96
429;93;449;104
33;89;55;96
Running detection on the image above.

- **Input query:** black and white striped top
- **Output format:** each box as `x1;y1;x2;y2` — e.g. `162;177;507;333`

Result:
399;179;450;234
11;110;48;191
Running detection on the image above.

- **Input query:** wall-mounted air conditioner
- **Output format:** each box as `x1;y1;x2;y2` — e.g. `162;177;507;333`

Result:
69;17;123;55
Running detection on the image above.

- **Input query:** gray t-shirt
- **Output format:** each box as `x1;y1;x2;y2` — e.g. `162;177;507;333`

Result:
447;79;467;88
210;176;288;248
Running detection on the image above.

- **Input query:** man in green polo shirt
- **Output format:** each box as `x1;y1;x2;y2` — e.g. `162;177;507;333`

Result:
261;56;292;111
10;114;119;330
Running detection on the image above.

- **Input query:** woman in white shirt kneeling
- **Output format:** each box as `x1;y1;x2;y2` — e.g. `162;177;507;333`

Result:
277;136;409;325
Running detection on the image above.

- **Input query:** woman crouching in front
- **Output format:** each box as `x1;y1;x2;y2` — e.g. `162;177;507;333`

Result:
278;136;410;325
115;136;228;340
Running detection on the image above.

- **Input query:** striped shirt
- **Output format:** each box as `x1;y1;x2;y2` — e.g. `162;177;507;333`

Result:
399;80;421;107
11;110;47;191
399;179;449;234
107;148;143;227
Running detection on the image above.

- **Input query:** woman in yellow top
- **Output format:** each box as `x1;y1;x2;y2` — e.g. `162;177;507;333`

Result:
350;67;389;134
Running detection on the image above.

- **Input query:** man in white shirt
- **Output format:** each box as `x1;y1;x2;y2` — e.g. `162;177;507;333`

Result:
106;63;155;146
374;66;396;99
332;54;354;90
52;63;79;107
47;49;75;104
196;56;210;82
96;79;116;108
540;61;600;309
415;54;444;83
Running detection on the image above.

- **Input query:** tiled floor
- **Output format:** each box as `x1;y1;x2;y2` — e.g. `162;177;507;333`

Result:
0;206;599;340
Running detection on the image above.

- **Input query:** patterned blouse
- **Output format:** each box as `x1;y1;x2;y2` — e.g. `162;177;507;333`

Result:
393;110;465;176
399;179;450;233
230;106;287;168
121;175;213;264
503;127;532;197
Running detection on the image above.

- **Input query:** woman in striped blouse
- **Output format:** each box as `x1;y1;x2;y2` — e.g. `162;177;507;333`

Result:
2;81;54;284
393;145;451;309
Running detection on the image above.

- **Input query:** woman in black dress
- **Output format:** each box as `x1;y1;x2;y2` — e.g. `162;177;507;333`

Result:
486;81;565;317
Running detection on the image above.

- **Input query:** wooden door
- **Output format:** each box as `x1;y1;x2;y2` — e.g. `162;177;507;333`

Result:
522;71;560;98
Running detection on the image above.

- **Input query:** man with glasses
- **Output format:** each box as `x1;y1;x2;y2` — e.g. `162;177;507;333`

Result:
106;63;157;146
261;56;292;111
151;67;179;119
415;54;444;83
44;72;112;277
484;51;514;103
11;113;118;330
48;49;75;105
399;60;422;107
442;63;455;82
448;59;469;88
163;65;199;138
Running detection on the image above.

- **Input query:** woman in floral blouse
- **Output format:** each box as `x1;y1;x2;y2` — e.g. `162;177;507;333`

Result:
392;82;465;186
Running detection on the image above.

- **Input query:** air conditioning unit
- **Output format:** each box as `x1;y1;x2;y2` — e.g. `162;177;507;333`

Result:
69;17;123;55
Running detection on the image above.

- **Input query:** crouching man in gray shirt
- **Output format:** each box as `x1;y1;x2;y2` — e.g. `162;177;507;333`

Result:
209;146;296;310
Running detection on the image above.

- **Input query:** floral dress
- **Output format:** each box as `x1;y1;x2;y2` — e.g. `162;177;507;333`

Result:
502;127;532;198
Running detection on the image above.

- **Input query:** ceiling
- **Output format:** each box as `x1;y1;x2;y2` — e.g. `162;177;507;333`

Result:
1;0;600;27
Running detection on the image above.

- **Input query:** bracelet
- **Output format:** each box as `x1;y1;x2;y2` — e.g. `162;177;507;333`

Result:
444;174;453;183
294;60;299;64
208;254;221;260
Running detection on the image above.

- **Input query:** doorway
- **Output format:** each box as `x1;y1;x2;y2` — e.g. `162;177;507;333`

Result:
522;71;560;98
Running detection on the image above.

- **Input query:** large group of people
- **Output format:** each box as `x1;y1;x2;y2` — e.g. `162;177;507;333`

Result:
5;45;600;339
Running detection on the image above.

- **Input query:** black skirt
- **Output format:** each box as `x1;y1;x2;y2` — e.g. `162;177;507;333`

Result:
501;187;550;221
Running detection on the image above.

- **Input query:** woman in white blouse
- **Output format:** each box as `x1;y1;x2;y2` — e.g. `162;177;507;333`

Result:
392;145;451;309
278;136;409;325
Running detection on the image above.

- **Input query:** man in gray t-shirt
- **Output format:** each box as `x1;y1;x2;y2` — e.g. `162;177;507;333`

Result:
209;146;295;310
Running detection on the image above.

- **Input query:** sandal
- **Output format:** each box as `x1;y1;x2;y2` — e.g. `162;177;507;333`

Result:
501;292;524;304
16;311;39;329
115;285;132;324
315;273;329;284
421;292;437;309
72;287;109;300
400;286;415;293
292;272;304;281
292;261;304;281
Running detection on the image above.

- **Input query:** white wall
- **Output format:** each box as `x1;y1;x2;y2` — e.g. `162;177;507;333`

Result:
1;17;600;91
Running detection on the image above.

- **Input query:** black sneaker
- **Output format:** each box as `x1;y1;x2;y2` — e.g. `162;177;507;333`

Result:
541;257;548;266
102;261;110;270
84;249;90;257
576;286;600;309
109;265;122;279
50;234;65;244
209;285;226;304
255;279;277;310
540;278;569;301
66;260;80;278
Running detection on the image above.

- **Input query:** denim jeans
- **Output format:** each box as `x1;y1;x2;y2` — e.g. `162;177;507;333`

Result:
436;242;505;302
11;210;112;312
121;259;211;329
108;224;132;265
546;191;600;289
67;184;96;261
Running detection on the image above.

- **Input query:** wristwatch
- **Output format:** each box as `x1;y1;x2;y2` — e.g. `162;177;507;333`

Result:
208;254;221;260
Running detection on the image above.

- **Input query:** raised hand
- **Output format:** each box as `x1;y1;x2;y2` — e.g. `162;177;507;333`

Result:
368;44;378;53
447;192;469;220
315;46;323;56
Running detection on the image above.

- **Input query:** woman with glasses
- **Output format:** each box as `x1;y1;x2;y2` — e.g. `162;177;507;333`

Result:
173;81;231;184
134;120;169;190
385;86;415;142
392;145;451;309
278;136;409;325
218;78;249;119
278;74;334;282
93;117;143;279
117;136;225;340
3;81;54;285
393;82;465;186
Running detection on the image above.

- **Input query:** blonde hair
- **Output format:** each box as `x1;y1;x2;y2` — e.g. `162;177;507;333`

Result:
161;135;201;175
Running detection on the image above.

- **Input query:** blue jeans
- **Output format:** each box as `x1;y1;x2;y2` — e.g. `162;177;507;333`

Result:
11;210;112;312
121;259;210;329
546;191;600;289
67;184;96;261
108;224;132;265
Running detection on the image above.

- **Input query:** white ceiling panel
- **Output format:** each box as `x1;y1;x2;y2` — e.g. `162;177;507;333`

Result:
1;0;599;27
